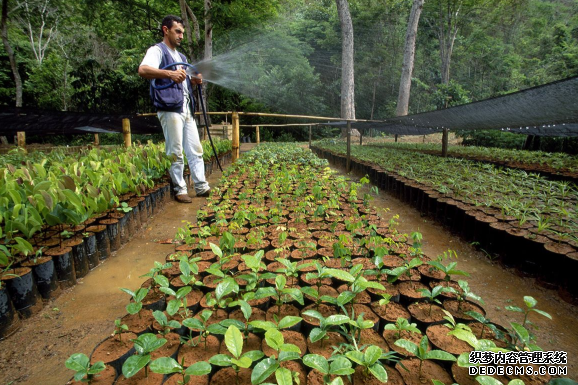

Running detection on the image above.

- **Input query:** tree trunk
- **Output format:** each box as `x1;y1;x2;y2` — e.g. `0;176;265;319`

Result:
436;0;461;85
335;0;355;121
396;0;424;117
1;0;23;107
179;0;195;60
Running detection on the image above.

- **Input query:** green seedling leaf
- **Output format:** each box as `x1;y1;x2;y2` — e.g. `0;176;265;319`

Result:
251;357;279;385
329;356;355;376
149;357;181;374
265;329;284;351
278;316;302;330
303;354;329;374
369;362;388;383
364;345;382;366
309;328;326;343
122;354;151;378
275;367;293;385
225;325;244;359
231;356;253;369
209;354;233;367
185;361;212;376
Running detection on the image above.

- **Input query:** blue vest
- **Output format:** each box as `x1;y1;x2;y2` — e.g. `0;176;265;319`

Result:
149;43;194;112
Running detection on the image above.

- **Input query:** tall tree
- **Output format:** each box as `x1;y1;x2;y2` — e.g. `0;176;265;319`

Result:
1;0;23;107
18;0;60;66
396;0;424;117
335;0;355;119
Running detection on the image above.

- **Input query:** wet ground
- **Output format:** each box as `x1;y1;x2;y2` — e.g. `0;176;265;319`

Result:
0;143;576;384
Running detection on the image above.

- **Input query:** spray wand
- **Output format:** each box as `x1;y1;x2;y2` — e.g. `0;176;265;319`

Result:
151;62;223;173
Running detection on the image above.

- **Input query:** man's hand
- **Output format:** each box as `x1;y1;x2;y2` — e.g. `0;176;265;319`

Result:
169;68;187;84
191;72;203;85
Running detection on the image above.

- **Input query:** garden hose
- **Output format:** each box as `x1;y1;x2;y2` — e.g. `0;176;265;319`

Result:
152;62;223;173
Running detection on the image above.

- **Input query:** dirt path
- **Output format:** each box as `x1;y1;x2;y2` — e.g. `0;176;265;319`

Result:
1;143;576;385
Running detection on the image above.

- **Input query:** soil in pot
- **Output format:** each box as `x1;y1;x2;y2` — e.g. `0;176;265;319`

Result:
443;299;485;322
1;267;43;319
359;328;389;352
86;225;110;261
121;309;154;335
210;367;252;385
90;332;137;375
306;370;352;385
44;246;76;289
66;364;117;385
178;334;221;366
306;331;347;358
114;368;164;385
396;357;454;385
396;281;429;304
303;285;339;306
407;302;447;325
228;307;266;323
370;301;411;326
163;372;209;385
150;331;181;360
426;324;472;355
22;256;61;300
383;328;429;358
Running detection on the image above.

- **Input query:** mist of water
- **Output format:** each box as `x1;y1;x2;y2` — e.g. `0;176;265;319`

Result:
189;31;340;115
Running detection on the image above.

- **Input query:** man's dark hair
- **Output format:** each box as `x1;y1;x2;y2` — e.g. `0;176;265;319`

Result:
161;15;184;36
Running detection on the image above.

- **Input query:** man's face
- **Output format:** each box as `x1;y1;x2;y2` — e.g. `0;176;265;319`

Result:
164;22;184;48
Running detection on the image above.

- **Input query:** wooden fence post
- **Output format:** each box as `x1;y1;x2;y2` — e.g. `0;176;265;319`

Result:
17;131;25;150
442;128;448;157
346;121;351;173
309;125;312;149
256;126;260;144
232;112;240;162
122;118;131;147
94;134;100;146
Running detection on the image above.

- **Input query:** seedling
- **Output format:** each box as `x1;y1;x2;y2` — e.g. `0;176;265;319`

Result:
302;309;350;347
152;310;181;335
116;202;133;213
120;287;150;315
395;335;456;381
383;317;421;340
122;333;167;378
445;280;484;312
344;345;393;383
208;325;264;385
427;259;469;282
302;354;355;385
505;296;551;351
254;273;304;318
465;310;505;341
182;309;222;348
418;285;449;316
149;358;211;385
112;319;129;341
65;353;106;384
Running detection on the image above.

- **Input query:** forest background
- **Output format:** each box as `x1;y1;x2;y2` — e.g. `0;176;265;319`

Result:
1;0;577;149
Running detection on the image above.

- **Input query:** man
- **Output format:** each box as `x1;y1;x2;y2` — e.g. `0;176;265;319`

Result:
138;15;210;203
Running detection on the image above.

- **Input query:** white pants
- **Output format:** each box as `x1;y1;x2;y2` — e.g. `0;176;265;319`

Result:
158;103;209;196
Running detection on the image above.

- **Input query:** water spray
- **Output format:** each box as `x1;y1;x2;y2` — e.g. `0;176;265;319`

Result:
152;62;223;173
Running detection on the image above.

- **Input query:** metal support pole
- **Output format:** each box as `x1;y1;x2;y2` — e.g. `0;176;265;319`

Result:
232;112;240;162
256;126;260;144
346;121;351;173
308;125;312;149
359;128;363;145
122;118;131;148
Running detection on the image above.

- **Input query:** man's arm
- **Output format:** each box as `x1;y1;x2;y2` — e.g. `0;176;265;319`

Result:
138;65;187;83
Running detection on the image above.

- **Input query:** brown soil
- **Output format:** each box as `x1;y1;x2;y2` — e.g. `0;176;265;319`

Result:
2;145;578;384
